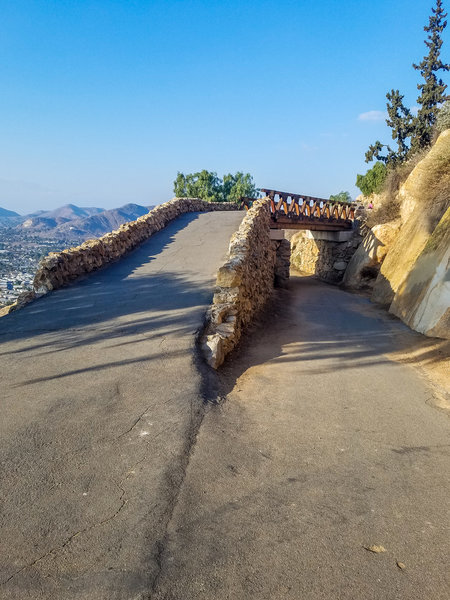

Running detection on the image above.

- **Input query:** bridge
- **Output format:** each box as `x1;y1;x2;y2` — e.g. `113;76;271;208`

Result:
241;188;356;231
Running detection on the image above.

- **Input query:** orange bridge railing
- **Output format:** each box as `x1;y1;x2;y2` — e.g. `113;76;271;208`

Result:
241;189;356;231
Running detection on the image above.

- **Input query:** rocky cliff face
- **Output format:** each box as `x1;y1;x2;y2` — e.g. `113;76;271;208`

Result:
389;206;450;338
372;132;450;308
343;221;401;290
345;130;450;339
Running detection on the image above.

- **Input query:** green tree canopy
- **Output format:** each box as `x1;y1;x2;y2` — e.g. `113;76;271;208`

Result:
356;162;388;197
173;170;222;202
412;0;450;152
365;91;415;166
329;191;352;203
222;172;258;203
364;1;449;167
173;170;258;203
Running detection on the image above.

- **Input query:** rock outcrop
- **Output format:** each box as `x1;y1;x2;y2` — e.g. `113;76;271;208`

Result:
290;229;362;284
389;206;450;338
343;220;401;290
0;198;240;317
371;131;450;336
202;199;289;369
344;130;450;339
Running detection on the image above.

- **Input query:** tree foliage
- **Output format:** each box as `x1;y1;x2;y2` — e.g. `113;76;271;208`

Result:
222;172;258;203
365;90;414;166
329;191;352;203
173;170;222;202
412;0;450;152
365;1;449;168
355;162;388;197
173;170;258;203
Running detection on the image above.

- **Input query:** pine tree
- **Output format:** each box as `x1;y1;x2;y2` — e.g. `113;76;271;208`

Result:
411;0;450;152
385;89;414;161
365;90;413;166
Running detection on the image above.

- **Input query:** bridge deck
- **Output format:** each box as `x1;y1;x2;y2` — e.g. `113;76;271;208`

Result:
241;189;356;230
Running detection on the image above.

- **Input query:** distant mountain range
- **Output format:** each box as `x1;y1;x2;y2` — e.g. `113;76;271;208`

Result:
0;203;154;239
0;207;20;218
0;207;23;226
20;204;105;233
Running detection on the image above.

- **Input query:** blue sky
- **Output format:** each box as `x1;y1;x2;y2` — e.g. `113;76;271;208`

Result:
0;0;448;213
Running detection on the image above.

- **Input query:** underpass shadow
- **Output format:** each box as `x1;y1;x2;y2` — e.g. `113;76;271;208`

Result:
218;274;449;397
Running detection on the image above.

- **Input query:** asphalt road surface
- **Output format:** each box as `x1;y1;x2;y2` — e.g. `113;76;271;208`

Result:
153;275;450;600
0;211;244;600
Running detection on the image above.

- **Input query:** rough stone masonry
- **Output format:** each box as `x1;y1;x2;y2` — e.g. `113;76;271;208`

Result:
202;198;290;369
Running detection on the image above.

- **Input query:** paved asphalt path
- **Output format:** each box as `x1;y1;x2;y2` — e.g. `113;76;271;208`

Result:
0;211;244;600
153;275;450;600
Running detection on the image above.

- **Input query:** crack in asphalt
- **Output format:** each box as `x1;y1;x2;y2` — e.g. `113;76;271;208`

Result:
0;491;126;587
0;445;156;588
117;404;154;439
146;316;218;599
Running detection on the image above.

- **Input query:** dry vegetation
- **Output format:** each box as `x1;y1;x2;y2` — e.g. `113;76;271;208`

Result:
365;191;400;229
383;150;427;198
411;132;450;234
365;133;450;229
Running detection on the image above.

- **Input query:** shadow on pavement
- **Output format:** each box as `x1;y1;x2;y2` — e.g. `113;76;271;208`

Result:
0;212;222;387
0;213;210;347
219;274;449;396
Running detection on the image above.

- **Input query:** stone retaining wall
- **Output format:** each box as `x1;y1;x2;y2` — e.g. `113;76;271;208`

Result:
289;229;362;284
202;198;290;369
1;198;240;316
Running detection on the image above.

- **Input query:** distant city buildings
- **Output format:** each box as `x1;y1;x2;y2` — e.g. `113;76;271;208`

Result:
0;228;82;307
0;273;34;305
0;202;149;307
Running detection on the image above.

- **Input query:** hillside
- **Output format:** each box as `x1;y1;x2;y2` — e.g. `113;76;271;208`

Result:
344;130;450;339
54;203;152;238
0;207;20;218
0;206;23;227
9;203;154;240
20;204;104;232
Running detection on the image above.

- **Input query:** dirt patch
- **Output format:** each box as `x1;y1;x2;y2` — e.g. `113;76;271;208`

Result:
387;337;450;414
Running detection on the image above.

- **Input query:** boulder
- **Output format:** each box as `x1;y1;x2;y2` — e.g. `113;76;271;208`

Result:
343;220;401;290
389;206;450;339
333;261;348;271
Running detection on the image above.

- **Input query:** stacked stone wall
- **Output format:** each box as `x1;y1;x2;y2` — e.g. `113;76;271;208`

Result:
274;238;291;287
1;198;240;316
289;230;362;284
202;198;289;369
